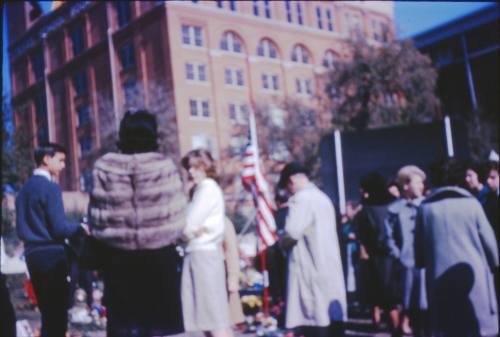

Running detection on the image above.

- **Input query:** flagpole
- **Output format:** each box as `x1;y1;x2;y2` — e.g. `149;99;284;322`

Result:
249;110;271;317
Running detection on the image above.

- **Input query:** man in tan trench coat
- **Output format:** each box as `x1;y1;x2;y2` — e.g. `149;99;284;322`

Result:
278;162;347;337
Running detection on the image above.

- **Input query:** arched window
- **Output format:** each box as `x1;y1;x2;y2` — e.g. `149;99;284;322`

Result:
257;38;279;59
322;50;338;69
291;44;310;64
220;31;243;53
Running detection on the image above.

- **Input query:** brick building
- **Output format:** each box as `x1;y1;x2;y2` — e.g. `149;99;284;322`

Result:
7;1;394;191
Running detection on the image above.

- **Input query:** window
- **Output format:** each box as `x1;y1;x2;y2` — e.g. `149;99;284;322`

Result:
381;22;389;42
72;70;87;97
225;68;245;87
116;2;131;28
228;103;249;125
296;1;303;25
295;78;312;95
323;50;338;69
229;0;236;11
261;74;269;89
70;23;85;57
77;104;91;126
186;63;195;80
182;25;203;47
31;50;45;82
257;39;278;59
119;42;136;70
189;99;211;118
253;0;259;16
198;64;206;81
326;9;334;31
79;135;92;156
316;7;323;30
262;73;279;91
216;0;223;8
80;169;93;192
264;0;271;18
285;1;292;23
220;32;242;53
35;93;48;145
291;45;310;64
272;75;279;90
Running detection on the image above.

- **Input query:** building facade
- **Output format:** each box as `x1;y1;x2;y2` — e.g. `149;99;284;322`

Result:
412;4;499;154
7;0;394;191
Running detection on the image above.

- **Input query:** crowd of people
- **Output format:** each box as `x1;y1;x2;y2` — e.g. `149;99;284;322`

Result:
1;109;498;337
338;160;499;337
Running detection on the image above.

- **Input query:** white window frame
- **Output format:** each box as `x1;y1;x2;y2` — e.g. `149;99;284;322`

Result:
189;98;211;119
221;32;243;53
182;24;203;47
224;67;245;88
186;62;208;83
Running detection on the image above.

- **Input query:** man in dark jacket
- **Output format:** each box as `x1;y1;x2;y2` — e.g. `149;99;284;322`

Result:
16;143;86;337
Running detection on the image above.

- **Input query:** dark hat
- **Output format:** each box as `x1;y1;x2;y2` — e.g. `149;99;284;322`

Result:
278;162;309;188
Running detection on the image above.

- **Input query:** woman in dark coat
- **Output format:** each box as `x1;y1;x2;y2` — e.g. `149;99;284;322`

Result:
353;172;401;336
89;110;187;336
415;160;498;337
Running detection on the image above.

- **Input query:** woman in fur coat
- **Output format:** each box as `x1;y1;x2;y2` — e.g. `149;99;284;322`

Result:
89;110;187;336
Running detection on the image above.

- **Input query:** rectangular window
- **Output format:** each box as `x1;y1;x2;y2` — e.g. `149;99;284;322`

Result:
198;64;206;81
295;78;302;93
194;27;203;46
201;100;210;117
305;79;312;94
262;74;269;89
182;25;191;45
72;71;88;97
229;0;236;11
316;7;323;29
216;0;223;8
285;0;292;23
35;93;49;145
70;23;85;57
120;42;136;70
296;2;303;25
116;2;131;28
229;103;236;120
31;50;45;82
326;9;334;31
240;104;249;122
253;0;259;16
186;63;195;80
264;0;271;18
189;99;198;116
272;75;279;90
236;70;244;86
225;69;233;85
77;105;91;126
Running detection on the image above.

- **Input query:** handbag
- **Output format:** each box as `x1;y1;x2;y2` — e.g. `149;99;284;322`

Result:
65;227;103;270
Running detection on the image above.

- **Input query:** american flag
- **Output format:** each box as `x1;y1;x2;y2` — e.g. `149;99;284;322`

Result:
241;111;278;249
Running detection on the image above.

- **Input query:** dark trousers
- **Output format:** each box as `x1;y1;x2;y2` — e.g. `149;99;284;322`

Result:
26;245;70;337
1;273;17;337
69;261;94;307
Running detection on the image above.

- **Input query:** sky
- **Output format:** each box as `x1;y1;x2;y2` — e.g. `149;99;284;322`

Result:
2;1;497;99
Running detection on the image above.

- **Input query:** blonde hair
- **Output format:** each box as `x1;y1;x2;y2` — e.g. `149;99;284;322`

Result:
396;165;426;188
181;149;218;181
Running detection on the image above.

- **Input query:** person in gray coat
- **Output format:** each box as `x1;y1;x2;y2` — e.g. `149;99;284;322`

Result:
415;159;499;337
384;165;429;337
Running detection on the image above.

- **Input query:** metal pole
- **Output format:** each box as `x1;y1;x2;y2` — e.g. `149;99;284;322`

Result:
42;34;55;142
461;33;478;112
107;28;120;132
444;115;454;158
334;130;346;215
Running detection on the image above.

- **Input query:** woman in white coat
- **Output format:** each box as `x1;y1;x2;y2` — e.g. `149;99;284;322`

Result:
180;149;233;337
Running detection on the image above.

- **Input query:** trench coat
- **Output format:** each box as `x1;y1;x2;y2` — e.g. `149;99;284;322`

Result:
415;186;499;337
281;183;347;329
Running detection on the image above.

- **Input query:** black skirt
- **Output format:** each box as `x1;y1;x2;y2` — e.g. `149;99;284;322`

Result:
100;244;184;336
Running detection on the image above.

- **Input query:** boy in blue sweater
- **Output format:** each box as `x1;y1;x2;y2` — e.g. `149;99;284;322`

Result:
16;143;87;337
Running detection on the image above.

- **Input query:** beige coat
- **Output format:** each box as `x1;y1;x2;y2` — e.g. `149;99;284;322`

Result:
282;183;347;328
89;152;187;250
223;217;245;325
